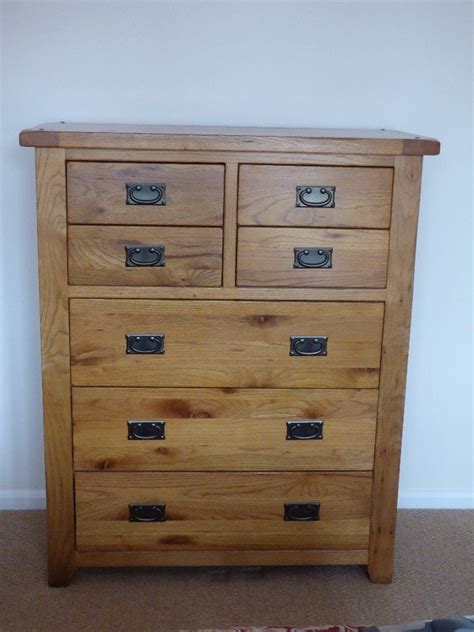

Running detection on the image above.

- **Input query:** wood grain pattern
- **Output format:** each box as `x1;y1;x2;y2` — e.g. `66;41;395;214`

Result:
69;299;384;388
35;148;75;586
237;227;388;288
223;162;238;286
68;226;223;287
76;548;368;567
67;162;224;226
238;165;393;228
21;125;439;582
75;471;372;551
20;123;441;155
68;285;387;302
65;148;397;167
72;387;377;471
368;156;423;584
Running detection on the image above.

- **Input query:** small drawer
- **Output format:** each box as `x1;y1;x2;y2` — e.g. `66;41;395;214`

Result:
238;165;393;228
69;299;384;388
75;471;372;551
68;226;223;287
72;387;377;472
67;162;224;226
237;227;388;288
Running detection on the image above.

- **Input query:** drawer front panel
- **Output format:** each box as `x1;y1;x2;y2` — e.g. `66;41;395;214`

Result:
70;300;384;388
75;471;372;551
67;162;224;226
239;165;393;228
73;387;377;471
237;227;388;288
68;226;223;287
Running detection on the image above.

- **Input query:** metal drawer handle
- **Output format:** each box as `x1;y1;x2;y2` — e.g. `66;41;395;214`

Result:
286;420;323;440
128;421;165;440
126;183;166;205
129;504;166;522
126;334;165;354
290;336;328;356
125;245;166;267
293;247;333;269
296;185;335;208
284;503;320;521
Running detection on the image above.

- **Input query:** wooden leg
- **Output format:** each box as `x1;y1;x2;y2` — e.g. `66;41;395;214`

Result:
36;148;76;588
367;562;393;584
48;563;76;588
367;156;423;587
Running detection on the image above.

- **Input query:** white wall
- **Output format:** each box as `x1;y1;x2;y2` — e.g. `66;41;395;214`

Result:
0;0;472;509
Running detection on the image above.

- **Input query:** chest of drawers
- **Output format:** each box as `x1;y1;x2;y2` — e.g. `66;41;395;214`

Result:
20;124;439;586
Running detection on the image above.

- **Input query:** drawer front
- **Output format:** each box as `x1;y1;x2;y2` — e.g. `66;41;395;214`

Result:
70;299;384;388
73;388;377;471
75;471;372;551
237;227;388;288
68;226;223;287
239;165;393;228
67;162;224;226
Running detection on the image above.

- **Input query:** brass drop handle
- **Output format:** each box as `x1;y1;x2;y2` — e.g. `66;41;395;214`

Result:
125;334;165;354
129;504;166;522
127;421;165;440
126;183;166;205
296;186;335;208
284;503;320;521
286;421;323;440
293;247;333;269
289;336;328;356
125;245;166;267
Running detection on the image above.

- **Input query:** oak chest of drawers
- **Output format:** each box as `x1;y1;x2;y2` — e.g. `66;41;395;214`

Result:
20;124;439;586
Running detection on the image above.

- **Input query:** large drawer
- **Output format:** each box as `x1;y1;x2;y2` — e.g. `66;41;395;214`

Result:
68;226;223;287
72;387;377;471
67;162;224;226
69;300;384;388
237;227;388;288
75;471;372;551
238;165;393;228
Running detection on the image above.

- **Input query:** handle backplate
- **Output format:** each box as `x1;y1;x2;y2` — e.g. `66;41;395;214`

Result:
126;183;166;205
296;185;335;208
129;504;166;522
128;421;165;440
284;502;320;521
286;420;323;440
126;334;165;354
293;247;333;269
125;245;165;267
289;336;328;356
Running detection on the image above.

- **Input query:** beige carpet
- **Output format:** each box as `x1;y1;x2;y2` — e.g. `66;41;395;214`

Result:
0;510;472;632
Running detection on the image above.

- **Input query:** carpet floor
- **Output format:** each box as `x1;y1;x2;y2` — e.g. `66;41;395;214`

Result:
0;510;472;632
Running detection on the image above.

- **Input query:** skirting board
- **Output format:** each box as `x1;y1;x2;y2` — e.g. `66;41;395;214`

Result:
398;490;473;509
1;489;472;511
0;490;47;510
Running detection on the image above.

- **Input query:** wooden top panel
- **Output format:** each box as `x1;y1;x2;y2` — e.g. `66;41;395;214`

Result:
19;123;440;155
